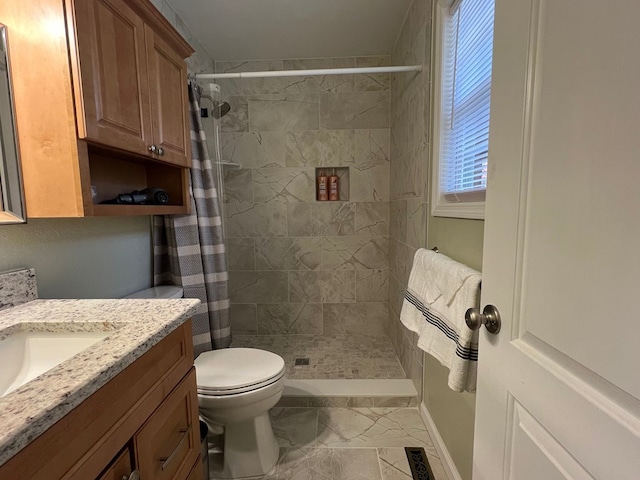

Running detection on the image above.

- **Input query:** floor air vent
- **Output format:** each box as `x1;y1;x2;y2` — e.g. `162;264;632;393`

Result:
294;358;310;366
405;447;436;480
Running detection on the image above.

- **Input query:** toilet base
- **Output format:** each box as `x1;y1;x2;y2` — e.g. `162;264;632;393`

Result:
207;412;280;479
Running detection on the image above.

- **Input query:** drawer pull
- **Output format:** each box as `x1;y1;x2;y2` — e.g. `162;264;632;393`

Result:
159;425;192;471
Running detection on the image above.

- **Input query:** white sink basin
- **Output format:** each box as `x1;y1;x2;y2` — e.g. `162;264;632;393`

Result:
0;328;114;397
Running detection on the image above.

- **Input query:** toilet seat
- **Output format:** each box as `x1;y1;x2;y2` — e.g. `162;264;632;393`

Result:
195;348;285;396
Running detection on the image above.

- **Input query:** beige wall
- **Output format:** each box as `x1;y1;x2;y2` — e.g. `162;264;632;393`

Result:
218;57;391;337
426;216;484;480
0;2;214;301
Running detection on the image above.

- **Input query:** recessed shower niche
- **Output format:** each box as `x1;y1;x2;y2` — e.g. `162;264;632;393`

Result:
315;167;349;201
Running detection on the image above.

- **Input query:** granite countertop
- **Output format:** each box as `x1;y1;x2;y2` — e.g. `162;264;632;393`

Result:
0;298;200;467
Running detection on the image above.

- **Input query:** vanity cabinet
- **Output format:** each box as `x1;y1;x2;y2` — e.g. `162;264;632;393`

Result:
0;0;194;217
0;321;203;480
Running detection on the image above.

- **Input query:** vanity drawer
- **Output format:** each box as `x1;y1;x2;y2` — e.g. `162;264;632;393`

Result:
135;368;200;480
97;447;132;480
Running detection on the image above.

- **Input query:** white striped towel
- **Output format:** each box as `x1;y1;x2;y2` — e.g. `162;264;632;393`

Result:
400;248;482;392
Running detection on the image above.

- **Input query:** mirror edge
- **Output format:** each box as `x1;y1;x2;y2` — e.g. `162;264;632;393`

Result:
0;23;27;225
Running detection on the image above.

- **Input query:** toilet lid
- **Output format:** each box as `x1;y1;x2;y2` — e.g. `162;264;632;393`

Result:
194;348;285;395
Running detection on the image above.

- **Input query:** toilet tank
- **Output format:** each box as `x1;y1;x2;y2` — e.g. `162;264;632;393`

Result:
124;286;184;299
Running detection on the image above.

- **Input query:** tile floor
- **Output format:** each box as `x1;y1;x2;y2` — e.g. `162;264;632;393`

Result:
253;407;449;480
231;335;406;380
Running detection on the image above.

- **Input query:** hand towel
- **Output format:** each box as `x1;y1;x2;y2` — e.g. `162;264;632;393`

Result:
400;249;482;392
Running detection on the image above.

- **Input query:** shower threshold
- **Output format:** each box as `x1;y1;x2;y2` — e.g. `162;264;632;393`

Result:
231;334;418;407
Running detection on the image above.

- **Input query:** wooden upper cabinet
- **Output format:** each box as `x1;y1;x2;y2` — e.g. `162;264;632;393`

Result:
71;0;193;167
145;25;190;167
74;0;152;157
0;0;193;217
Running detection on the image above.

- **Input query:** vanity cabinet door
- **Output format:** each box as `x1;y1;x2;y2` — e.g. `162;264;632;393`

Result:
134;368;200;480
145;25;191;167
72;0;153;157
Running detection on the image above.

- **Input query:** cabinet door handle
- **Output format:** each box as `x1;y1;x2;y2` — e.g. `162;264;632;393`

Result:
121;471;140;480
157;147;164;156
148;144;157;154
159;425;192;471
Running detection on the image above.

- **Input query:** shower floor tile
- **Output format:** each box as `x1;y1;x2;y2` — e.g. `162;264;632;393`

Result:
231;335;406;380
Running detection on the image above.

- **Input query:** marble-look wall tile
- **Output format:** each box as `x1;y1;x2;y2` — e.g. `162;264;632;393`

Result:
221;96;249;133
286;130;355;167
320;92;390;130
356;270;389;302
289;271;356;303
350;164;390;202
391;148;423;200
387;274;405;317
226;238;255;271
282;58;355;93
410;0;430;42
255;237;322;271
249;95;320;131
389;239;399;281
355;56;391;92
218;55;393;339
390;200;408;243
406;198;427;249
220;132;287;168
321;236;389;270
323;303;388;335
230;304;257;335
287;203;356;237
226;202;287;238
215;60;283;96
355;202;389;236
253;168;315;204
223;169;253;204
229;271;288;303
0;269;37;310
393;242;416;288
257;303;323;334
355;129;390;167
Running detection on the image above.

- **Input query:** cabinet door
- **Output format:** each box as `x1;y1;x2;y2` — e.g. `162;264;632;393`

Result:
73;0;152;156
135;368;200;480
145;25;191;167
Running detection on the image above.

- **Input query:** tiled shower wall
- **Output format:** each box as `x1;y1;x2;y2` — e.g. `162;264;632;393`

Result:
218;57;391;338
388;0;433;397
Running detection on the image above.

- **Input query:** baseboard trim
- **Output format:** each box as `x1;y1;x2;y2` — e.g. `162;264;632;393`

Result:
419;402;463;480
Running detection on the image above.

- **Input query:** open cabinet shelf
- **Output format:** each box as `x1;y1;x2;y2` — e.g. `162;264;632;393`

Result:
85;145;190;217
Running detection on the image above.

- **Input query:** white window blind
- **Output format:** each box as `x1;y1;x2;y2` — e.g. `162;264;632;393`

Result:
440;0;495;196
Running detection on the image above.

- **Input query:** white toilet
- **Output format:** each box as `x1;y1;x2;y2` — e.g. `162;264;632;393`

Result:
195;348;285;478
125;286;286;479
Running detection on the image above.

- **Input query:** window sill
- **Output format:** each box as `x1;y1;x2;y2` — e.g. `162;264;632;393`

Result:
432;201;485;220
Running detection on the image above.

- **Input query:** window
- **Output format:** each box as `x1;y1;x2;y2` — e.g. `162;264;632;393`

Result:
432;0;495;219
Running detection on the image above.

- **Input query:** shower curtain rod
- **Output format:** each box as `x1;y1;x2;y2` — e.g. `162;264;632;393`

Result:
196;64;422;80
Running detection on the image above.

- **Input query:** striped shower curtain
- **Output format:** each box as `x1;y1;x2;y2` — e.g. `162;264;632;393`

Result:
153;80;231;355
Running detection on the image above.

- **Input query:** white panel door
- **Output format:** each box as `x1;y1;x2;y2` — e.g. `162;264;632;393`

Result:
474;0;640;478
